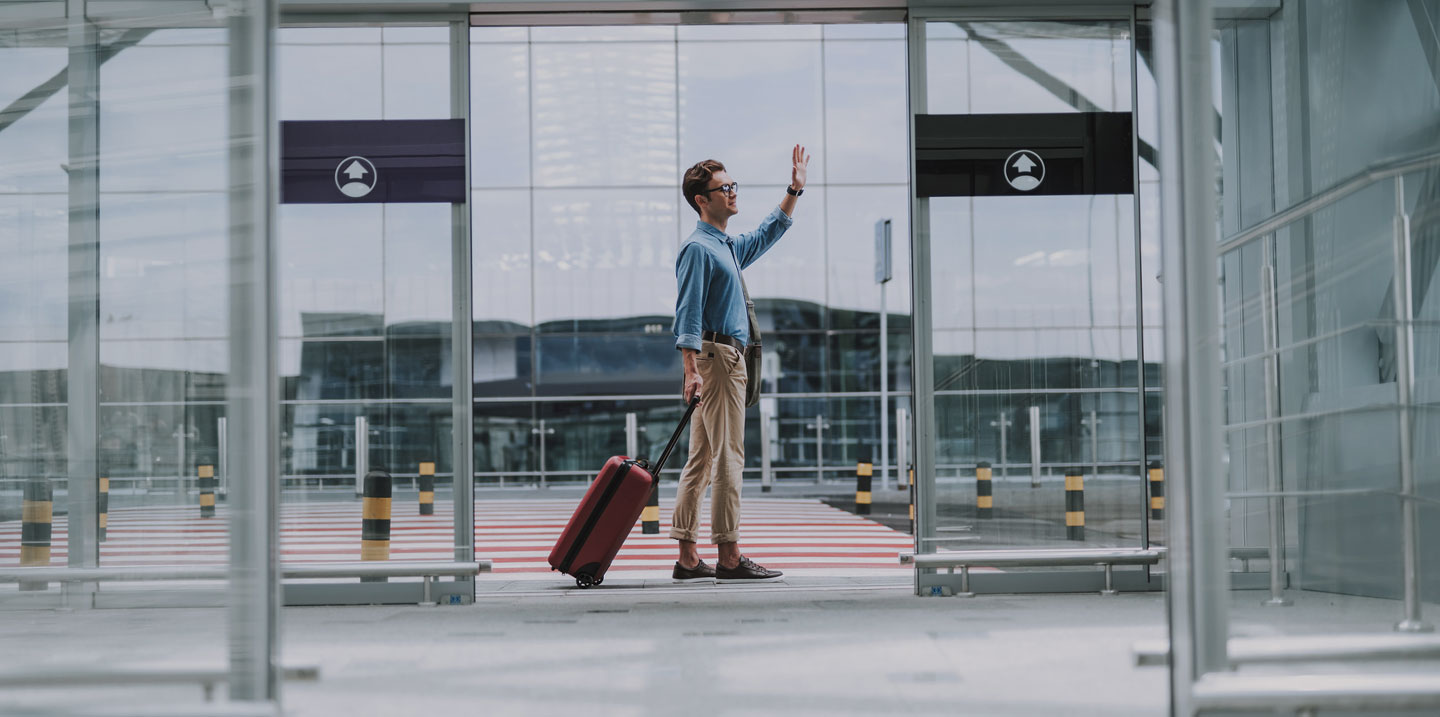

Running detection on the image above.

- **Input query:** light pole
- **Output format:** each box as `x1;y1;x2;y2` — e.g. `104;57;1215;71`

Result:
989;412;1012;477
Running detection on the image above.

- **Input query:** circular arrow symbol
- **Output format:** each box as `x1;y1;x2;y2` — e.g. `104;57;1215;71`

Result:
335;156;377;198
1004;150;1045;192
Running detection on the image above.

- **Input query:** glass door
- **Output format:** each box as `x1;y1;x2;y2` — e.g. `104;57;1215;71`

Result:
908;15;1156;592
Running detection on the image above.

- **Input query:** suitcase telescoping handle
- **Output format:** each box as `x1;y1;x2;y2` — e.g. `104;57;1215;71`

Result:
648;396;701;478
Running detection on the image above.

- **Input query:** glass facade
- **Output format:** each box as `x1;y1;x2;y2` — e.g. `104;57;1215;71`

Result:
3;2;1438;712
917;19;1161;549
1212;0;1440;640
466;24;912;487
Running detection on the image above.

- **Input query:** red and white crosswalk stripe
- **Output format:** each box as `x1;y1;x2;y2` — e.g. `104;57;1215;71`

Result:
0;498;911;576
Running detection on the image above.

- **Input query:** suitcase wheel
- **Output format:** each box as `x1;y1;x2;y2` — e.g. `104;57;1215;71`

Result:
575;574;597;589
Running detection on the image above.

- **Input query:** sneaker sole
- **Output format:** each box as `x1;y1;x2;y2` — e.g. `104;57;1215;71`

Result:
715;575;785;584
672;576;716;584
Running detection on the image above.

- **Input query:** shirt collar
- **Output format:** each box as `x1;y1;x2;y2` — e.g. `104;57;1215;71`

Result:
695;220;731;244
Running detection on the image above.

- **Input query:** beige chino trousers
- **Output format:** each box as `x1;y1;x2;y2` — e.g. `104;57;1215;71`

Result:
669;340;746;544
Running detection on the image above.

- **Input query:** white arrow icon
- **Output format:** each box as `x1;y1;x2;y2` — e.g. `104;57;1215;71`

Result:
335;156;377;198
1004;150;1045;192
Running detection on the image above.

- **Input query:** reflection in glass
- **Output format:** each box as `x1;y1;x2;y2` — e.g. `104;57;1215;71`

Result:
531;41;676;187
531;189;678;328
679;40;824;184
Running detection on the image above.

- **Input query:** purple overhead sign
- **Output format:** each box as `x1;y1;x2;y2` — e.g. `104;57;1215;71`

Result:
280;119;466;204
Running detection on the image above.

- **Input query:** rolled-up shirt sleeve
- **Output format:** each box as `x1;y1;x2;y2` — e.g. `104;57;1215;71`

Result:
732;206;793;268
673;243;709;351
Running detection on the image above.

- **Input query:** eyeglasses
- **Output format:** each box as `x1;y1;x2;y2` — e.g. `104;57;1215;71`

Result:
701;182;739;197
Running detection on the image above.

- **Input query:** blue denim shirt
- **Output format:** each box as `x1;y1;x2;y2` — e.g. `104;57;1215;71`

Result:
673;206;793;351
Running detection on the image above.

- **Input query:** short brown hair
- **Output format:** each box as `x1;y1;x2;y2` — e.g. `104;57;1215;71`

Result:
682;159;726;216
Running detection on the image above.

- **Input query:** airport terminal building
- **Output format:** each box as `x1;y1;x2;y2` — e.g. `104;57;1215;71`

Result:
1;0;1437;714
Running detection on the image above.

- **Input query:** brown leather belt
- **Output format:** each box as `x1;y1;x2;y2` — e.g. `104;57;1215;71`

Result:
702;330;745;352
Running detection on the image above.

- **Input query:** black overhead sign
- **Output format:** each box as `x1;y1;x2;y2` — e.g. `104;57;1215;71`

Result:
281;119;465;204
914;112;1133;198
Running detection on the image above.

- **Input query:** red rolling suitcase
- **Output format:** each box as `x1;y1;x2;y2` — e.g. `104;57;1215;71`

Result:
548;397;699;588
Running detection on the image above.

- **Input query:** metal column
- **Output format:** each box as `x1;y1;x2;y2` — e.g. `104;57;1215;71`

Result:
449;20;476;585
66;0;100;578
1390;175;1431;633
227;0;281;702
354;415;368;497
1259;237;1291;607
905;16;939;592
1029;405;1042;487
1153;2;1227;715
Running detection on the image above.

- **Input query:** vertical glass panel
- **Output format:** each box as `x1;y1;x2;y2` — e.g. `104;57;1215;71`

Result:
970;195;1127;330
920;20;1144;549
381;41;450;119
823;39;909;184
278;41;383;120
531;188;679;329
679;40;824;187
99;193;229;340
474;401;537;485
278;204;385;338
825;185;912;329
472;188;533;331
99;44;228;192
469;40;530;188
279;339;385;402
725;186;827;329
535;334;675;397
530;41;676;187
0;49;68;194
473;334;533;399
384;204;453;331
967;21;1131;114
271;27;455;562
0;195;68;342
101;339;228;404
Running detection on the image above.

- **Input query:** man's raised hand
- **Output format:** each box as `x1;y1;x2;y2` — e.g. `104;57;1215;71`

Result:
791;144;810;191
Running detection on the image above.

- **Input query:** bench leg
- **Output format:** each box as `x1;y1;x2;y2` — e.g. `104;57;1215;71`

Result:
1100;563;1118;596
954;566;974;598
419;575;437;607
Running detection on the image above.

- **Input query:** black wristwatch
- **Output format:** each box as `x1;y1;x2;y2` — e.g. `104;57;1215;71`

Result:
786;185;804;196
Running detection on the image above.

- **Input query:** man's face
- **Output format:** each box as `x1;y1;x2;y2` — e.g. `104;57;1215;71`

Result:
699;170;739;219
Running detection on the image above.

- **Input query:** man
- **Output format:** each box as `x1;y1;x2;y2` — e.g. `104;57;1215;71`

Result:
670;146;809;583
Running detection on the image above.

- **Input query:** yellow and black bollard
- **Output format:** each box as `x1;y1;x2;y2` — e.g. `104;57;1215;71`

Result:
1148;460;1164;520
1065;469;1085;541
641;482;660;534
976;461;993;519
198;465;216;518
908;465;916;535
361;469;392;582
854;458;873;515
641;452;660;534
98;476;109;542
21;478;52;591
417;461;435;516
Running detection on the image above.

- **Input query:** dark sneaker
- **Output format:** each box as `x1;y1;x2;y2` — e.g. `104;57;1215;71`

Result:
672;559;716;584
715;556;783;583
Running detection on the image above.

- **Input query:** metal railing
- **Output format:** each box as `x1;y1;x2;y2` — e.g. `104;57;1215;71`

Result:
898;548;1164;596
0;561;490;608
1134;632;1440;667
0;665;319;703
1215;146;1440;626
